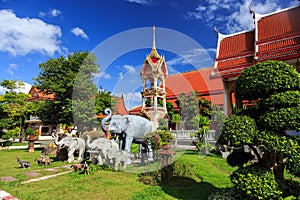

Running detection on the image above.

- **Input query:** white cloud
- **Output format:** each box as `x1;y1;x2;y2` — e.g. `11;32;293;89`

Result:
0;86;7;94
125;0;152;6
94;72;111;79
187;0;286;34
118;72;124;80
50;9;61;17
14;81;32;94
123;64;137;73
71;27;89;40
289;0;299;7
0;81;32;94
114;92;142;110
6;63;17;76
167;48;215;69
0;9;63;56
39;9;61;18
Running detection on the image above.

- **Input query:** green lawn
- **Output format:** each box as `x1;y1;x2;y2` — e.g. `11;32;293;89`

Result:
0;149;236;200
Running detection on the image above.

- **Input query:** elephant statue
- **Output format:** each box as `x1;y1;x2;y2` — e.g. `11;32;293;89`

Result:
86;135;119;166
53;134;85;163
101;108;153;163
107;149;130;170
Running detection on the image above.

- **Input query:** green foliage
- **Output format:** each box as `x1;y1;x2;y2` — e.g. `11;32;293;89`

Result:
172;160;198;180
230;165;283;199
25;127;34;136
220;115;257;146
235;60;300;100
198;97;212;118
94;89;115;116
0;80;35;132
34;51;99;132
258;91;300;110
151;129;174;147
258;106;300;132
176;91;199;129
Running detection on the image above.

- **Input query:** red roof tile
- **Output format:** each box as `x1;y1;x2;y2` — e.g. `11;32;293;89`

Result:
129;67;224;113
258;6;300;41
212;5;300;78
218;31;254;59
165;68;222;100
112;96;128;115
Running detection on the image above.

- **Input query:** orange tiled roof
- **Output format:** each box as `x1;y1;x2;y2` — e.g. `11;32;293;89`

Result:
112;96;129;115
27;87;55;102
165;68;222;100
218;31;254;60
129;67;224;113
212;5;300;78
257;6;300;41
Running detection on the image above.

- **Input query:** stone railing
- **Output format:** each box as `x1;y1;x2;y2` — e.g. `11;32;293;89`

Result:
170;130;217;147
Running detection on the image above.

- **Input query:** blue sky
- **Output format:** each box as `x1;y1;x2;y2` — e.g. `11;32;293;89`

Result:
0;0;299;108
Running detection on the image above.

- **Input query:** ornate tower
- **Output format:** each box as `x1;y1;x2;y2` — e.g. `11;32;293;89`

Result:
140;26;168;130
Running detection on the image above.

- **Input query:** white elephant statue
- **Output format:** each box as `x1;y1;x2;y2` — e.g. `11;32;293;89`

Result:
107;149;130;170
86;135;119;166
53;134;85;163
101;108;153;163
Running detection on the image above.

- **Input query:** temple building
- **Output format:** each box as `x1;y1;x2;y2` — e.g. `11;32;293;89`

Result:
210;5;300;116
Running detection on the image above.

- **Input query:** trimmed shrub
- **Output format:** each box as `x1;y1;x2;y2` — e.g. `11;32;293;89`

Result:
230;165;283;199
220;115;257;146
235;60;300;100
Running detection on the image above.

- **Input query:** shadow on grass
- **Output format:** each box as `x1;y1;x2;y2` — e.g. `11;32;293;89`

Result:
161;176;217;199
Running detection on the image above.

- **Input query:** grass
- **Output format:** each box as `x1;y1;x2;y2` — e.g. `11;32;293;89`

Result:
0;149;237;200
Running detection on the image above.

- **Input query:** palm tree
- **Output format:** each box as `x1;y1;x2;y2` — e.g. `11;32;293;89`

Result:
171;114;181;130
196;115;211;153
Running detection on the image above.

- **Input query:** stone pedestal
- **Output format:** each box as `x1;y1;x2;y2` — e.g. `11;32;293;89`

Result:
28;135;35;153
158;144;176;184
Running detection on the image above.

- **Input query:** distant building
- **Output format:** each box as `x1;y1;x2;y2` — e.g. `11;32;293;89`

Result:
26;87;56;140
210;5;300;115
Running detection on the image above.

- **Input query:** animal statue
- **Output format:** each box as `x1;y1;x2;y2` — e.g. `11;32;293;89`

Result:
107;149;130;170
35;153;51;166
53;134;86;163
83;161;90;175
16;158;30;168
70;164;83;172
101;108;153;163
85;135;119;166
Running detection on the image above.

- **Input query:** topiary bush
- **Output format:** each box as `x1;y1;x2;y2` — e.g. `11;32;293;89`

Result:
230;165;283;199
234;60;300;100
219;115;257;146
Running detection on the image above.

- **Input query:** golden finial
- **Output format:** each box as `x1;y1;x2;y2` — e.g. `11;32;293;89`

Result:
149;25;160;58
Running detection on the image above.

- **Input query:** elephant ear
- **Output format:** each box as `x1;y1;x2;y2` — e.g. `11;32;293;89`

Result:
120;117;131;131
108;150;120;159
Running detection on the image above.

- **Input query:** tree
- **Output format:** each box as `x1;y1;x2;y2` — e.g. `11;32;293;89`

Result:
34;51;99;133
0;80;38;139
176;91;199;129
219;60;300;198
94;88;115;115
171;114;181;130
195;115;211;152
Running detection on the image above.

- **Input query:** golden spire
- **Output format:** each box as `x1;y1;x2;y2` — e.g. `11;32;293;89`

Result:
149;25;160;58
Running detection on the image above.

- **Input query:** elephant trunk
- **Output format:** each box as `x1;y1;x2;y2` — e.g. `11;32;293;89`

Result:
101;108;112;132
53;135;63;147
86;135;93;149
